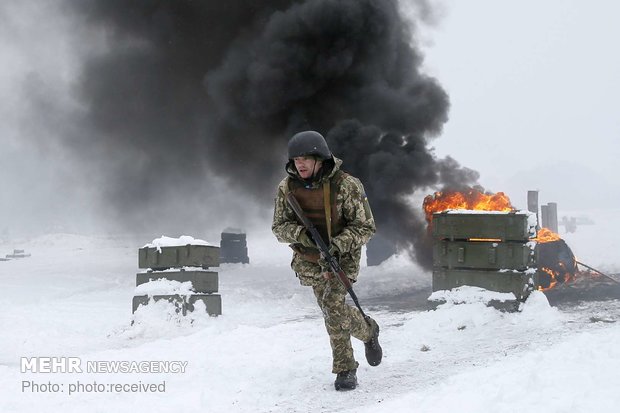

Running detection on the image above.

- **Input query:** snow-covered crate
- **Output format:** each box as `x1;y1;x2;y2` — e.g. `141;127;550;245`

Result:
433;240;536;271
136;271;218;294
433;268;537;301
138;245;220;270
432;211;535;241
132;294;222;316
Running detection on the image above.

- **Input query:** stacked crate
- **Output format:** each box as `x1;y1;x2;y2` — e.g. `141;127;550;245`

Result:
219;229;249;264
432;211;538;301
133;244;222;315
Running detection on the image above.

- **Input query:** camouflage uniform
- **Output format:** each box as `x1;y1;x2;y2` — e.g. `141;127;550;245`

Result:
272;157;377;373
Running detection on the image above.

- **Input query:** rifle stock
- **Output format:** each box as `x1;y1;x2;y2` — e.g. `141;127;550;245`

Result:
286;192;369;321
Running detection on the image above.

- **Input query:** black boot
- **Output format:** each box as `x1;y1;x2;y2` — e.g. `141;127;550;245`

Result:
364;318;382;366
334;369;357;391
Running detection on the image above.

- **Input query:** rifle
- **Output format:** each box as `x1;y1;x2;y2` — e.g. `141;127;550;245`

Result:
286;192;371;323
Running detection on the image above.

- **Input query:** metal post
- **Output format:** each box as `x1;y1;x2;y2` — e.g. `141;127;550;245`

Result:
547;202;559;233
541;205;550;229
527;190;539;229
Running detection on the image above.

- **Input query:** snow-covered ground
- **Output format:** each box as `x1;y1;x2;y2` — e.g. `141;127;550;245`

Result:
1;209;619;412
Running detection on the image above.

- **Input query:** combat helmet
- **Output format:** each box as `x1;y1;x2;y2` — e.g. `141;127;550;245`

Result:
287;130;332;160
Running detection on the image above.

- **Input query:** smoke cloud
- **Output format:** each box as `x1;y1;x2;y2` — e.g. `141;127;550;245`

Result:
67;0;479;265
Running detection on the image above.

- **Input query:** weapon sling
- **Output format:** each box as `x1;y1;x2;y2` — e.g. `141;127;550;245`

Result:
323;180;332;242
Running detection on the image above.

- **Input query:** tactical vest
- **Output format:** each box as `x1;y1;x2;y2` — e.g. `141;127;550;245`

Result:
288;170;348;259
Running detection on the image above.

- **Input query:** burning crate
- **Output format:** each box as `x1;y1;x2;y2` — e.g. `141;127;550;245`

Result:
133;239;222;316
432;211;538;301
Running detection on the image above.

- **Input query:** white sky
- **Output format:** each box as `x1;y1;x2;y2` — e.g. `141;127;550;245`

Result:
420;0;620;210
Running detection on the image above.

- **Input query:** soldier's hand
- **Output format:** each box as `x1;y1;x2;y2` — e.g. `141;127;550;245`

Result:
318;243;339;274
322;271;334;280
328;244;340;258
297;229;316;248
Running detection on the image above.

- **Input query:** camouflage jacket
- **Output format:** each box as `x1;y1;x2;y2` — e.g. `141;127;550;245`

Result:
272;157;376;286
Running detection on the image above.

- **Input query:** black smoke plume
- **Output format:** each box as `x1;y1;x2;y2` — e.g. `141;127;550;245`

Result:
71;0;479;266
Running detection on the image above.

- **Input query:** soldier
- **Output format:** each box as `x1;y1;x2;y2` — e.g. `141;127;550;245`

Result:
272;130;382;390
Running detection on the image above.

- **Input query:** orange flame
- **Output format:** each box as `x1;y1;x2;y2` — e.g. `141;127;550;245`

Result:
535;227;562;243
535;228;575;290
539;267;559;291
423;188;514;223
538;264;575;291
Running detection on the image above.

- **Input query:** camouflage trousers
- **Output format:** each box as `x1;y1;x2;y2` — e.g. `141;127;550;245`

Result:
312;277;375;374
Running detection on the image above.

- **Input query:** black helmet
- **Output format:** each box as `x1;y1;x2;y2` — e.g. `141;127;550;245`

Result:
287;130;332;160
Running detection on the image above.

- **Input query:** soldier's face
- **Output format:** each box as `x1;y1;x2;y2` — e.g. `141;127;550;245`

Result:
294;156;322;179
